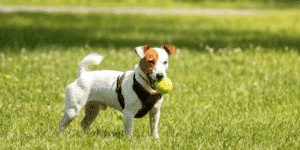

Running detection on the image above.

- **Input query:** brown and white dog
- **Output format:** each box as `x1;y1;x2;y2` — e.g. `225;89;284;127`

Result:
58;45;175;138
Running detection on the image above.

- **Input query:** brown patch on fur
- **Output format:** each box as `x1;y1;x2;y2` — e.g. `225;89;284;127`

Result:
162;45;176;56
139;45;158;75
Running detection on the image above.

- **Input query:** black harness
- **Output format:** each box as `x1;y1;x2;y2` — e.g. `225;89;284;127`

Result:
116;73;162;118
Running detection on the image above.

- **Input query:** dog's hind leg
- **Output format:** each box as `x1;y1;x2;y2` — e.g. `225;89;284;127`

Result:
81;102;107;133
58;83;89;134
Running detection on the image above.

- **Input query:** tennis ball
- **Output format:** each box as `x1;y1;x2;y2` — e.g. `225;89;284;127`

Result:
155;77;172;94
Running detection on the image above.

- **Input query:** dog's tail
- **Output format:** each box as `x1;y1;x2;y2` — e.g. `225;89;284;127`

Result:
77;53;104;78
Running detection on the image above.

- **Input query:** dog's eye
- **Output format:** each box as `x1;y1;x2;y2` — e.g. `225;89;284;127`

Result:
148;61;155;64
164;61;168;64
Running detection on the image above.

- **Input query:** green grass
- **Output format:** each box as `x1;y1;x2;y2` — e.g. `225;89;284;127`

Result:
1;9;300;149
1;11;300;51
1;47;300;149
1;0;300;9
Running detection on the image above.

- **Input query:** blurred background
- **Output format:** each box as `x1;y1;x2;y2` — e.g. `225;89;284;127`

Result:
1;0;300;9
0;0;299;51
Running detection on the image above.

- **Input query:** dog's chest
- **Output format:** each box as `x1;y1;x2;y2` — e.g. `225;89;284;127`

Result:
117;72;162;118
132;76;162;118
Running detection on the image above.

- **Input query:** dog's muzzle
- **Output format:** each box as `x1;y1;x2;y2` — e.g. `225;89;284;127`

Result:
149;73;164;89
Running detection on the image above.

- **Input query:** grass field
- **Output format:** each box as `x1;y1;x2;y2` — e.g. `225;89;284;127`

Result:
1;11;300;51
1;47;300;149
1;10;300;149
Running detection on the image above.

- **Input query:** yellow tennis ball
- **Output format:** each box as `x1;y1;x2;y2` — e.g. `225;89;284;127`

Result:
155;77;172;94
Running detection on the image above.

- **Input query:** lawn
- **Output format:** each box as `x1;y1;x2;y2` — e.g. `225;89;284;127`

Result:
1;47;300;149
1;11;300;51
1;10;300;149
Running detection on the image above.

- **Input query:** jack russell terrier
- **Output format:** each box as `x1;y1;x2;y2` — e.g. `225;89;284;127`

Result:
58;45;175;139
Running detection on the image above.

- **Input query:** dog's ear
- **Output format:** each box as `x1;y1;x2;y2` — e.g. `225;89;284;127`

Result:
162;45;175;56
135;45;150;58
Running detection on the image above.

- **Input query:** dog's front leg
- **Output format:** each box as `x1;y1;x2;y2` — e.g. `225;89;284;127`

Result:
149;106;160;139
123;110;134;136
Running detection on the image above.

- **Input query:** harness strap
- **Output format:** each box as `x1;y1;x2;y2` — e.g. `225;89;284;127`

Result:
116;73;162;118
132;74;162;118
116;73;125;109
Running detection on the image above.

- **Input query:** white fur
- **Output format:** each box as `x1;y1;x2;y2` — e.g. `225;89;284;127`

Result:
58;46;171;139
135;46;145;58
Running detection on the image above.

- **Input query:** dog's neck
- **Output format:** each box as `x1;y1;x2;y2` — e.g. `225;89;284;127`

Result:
134;65;157;93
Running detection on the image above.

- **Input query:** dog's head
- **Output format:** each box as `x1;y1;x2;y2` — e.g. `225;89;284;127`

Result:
135;45;175;88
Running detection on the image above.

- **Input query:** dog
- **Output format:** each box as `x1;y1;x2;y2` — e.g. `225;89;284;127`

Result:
58;45;175;138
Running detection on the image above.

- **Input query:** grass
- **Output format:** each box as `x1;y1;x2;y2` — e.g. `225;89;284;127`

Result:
1;0;300;9
1;47;300;149
1;11;300;51
1;9;300;149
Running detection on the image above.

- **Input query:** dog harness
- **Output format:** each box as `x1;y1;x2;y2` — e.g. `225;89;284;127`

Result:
116;73;162;118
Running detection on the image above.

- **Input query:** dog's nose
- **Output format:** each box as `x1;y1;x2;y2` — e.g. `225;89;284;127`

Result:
156;73;164;81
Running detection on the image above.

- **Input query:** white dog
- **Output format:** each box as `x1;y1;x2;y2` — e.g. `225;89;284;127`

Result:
58;45;175;138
